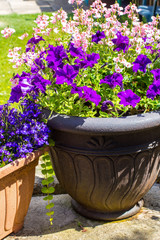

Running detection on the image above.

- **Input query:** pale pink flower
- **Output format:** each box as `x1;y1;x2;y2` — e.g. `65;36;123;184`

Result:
68;0;75;3
10;77;19;88
1;27;15;38
53;28;59;33
115;65;123;73
18;33;29;40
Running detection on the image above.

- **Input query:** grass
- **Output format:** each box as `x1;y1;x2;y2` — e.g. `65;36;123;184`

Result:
0;13;52;104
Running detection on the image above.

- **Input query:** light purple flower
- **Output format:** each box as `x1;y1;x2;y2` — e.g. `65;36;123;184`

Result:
56;64;79;85
82;86;101;106
101;100;114;112
92;30;106;44
112;31;130;53
71;83;83;98
69;43;85;59
132;54;152;73
150;69;160;81
100;73;123;89
117;89;141;108
146;81;160;100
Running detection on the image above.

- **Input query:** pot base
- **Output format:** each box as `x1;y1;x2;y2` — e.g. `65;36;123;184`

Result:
71;199;144;221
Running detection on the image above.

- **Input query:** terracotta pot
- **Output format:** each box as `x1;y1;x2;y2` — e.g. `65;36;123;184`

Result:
46;110;160;221
0;149;45;239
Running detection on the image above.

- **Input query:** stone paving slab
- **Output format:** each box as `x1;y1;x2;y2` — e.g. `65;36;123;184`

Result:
4;184;160;240
8;0;41;14
0;1;12;15
0;0;88;15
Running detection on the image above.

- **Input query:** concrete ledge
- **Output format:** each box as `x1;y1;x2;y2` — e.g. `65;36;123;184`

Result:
5;184;160;240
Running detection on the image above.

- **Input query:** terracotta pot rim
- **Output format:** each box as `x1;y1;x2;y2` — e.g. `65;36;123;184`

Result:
45;109;160;134
0;146;49;179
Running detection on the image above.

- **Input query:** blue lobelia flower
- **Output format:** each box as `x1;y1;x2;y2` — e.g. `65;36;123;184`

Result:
100;72;123;89
132;54;152;73
117;89;141;107
92;30;106;44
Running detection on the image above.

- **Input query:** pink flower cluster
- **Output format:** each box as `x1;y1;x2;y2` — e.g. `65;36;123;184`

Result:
1;27;15;38
2;0;160;74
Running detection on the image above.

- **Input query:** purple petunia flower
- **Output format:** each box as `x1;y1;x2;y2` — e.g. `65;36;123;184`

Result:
82;86;101;106
46;44;68;71
71;83;83;98
92;30;106;44
101;100;114;112
75;53;100;69
56;64;79;85
27;36;45;45
112;31;130;53
100;73;123;89
9;71;51;103
146;81;160;100
132;54;152;73
117;89;141;108
150;69;160;81
31;57;45;73
69;43;85;59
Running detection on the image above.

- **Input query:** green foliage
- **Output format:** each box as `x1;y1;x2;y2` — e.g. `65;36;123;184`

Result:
41;152;55;225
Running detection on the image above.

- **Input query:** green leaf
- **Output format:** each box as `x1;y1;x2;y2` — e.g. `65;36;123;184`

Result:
42;177;54;185
48;187;55;193
47;169;54;174
46;203;54;209
43;195;53;201
41;169;47;175
41;163;46;168
46;161;52;166
46;211;54;216
41;187;48;194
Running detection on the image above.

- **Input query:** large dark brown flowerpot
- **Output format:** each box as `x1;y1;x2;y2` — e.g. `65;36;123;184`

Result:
46;111;160;220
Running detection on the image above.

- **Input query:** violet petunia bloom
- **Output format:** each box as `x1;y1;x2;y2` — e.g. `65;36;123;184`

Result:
31;57;45;73
56;64;79;85
31;74;51;93
146;81;160;100
112;31;130;53
150;69;160;81
132;54;152;73
75;53;100;69
100;73;123;89
9;85;24;103
27;36;45;45
101;100;114;112
117;89;141;108
46;44;68;71
9;71;51;103
82;86;101;106
71;83;83;98
69;43;85;59
92;30;106;44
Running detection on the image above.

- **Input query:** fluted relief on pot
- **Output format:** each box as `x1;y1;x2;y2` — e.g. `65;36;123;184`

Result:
47;111;160;219
50;146;160;212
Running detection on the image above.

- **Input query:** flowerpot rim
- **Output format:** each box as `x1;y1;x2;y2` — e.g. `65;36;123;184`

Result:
0;147;49;179
44;109;160;135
